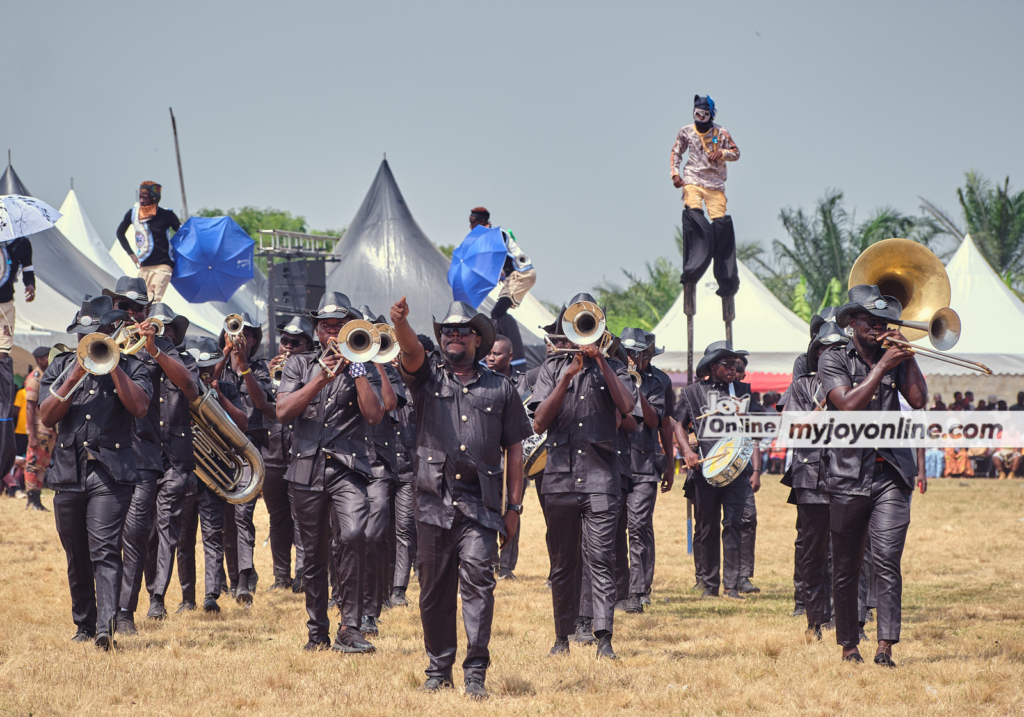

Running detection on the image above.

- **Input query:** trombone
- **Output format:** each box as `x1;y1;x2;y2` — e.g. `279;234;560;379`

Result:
882;336;992;374
544;299;616;356
371;323;400;364
627;358;643;388
48;333;122;401
318;320;381;376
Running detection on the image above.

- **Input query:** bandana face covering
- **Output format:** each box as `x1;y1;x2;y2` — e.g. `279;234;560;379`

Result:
138;182;161;220
694;108;713;133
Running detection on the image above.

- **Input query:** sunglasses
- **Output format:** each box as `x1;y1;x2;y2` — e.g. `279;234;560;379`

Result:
717;360;742;369
280;336;305;348
441;326;476;337
116;301;145;312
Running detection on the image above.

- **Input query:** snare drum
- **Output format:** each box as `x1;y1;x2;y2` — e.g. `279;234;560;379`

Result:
702;436;755;487
523;431;548;477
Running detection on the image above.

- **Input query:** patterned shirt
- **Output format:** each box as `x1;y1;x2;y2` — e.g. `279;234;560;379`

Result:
669;123;740;192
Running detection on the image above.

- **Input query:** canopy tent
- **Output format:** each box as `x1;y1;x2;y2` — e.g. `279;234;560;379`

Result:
483;284;555;339
652;260;811;389
326;160;543;361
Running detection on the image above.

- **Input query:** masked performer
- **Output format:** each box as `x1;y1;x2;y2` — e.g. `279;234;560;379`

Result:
115;182;180;302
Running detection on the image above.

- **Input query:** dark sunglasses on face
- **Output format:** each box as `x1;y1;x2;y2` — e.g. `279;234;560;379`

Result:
280;336;304;348
441;326;476;337
116;301;144;312
717;360;742;369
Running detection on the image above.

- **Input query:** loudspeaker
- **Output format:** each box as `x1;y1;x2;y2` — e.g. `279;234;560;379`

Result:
271;260;325;317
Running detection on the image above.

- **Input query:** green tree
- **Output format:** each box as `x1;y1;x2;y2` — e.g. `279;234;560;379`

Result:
436;244;456;260
594;257;682;335
921;172;1024;291
791;276;812;322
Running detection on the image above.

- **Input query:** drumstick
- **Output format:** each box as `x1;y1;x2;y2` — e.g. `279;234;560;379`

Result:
696;451;728;465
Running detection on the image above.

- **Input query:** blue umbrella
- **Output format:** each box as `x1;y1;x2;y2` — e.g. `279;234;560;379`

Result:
447;225;507;308
170;216;255;303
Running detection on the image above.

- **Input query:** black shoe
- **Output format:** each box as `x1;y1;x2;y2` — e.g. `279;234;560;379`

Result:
292;576;303;593
203;595;221;613
738;577;761;594
858;625;868;643
497;568;517;581
874;652;896;668
596;635;618;660
791;605;806;617
702;587;717;598
724;589;744;600
268;577;291;592
390;587;408;607
639;593;652;606
573;617;597;645
421;675;454;692
235;570;254;607
360;615;379;637
176;601;197;613
95;633;116;651
625;595;644;614
806;625;823;642
332;626;376;654
71;627;95;643
147;595;167;620
613;599;630;612
465;678;489;700
115;611;137;636
550;638;570;656
27;490;48;512
843;652;864;663
303;639;330;652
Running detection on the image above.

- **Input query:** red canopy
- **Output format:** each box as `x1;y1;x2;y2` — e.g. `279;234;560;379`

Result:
668;371;792;396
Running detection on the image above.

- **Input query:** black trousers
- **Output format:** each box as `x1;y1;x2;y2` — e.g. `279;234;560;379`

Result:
797;503;832;628
391;480;416;590
859;535;877;622
143;464;190;599
362;478;392;618
263;465;304;582
830;466;911;648
680;208;739;297
544;491;620;637
692;472;749;594
223;469;258;586
533;472;553;582
119;469;162;612
614;493;629;601
792;512;806;610
53;465;134;636
177;486;228;603
498;522;520;573
291;468;369;640
740;486;757;579
418;512;497;683
627;481;658;595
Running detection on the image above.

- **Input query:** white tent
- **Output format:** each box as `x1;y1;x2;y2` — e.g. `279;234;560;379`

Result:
56;189;123;275
652;260;810;375
485;284;555;339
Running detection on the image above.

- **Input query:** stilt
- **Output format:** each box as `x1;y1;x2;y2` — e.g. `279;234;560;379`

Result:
722;295;735;345
686;497;693;555
684;282;696;385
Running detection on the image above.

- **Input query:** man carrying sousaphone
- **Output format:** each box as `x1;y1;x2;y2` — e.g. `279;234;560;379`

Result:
817;285;927;667
39;296;153;650
389;296;532;698
672;340;762;600
275;292;385;654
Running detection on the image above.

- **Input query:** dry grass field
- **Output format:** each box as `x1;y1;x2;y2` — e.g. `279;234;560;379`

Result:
1;476;1023;717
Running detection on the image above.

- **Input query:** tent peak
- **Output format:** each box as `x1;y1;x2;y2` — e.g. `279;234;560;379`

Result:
0;162;30;197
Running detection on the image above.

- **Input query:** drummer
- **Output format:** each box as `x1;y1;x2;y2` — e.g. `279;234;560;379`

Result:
672;341;762;600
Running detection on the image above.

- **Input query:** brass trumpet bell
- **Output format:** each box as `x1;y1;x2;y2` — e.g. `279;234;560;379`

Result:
372;323;400;364
78;333;121;375
113;317;165;355
562;300;606;346
319;320;381;374
896;306;962;351
848;238;950;342
224;313;245;337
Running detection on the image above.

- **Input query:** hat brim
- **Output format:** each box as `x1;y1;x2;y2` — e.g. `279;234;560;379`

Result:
310;307;352;321
836;297;902;328
102;288;153;306
276;323;315;346
695;348;749;377
432;314;496;363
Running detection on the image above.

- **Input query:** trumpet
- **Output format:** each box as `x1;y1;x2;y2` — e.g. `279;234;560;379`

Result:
627;358;643;388
112;317;164;355
223;313;245;349
268;355;287;386
319;320;381;376
48;333;122;401
372;323;400;363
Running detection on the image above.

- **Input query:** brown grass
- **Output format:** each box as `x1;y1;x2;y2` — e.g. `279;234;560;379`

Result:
1;477;1023;716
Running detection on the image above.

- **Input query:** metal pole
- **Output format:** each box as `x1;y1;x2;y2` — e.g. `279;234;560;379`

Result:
266;255;276;357
169;108;189;219
684;282;696;386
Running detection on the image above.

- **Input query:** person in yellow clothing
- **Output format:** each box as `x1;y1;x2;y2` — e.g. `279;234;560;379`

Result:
13;381;27;453
22;346;52;511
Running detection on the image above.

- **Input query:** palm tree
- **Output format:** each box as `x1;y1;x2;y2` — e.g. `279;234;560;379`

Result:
594;257;682;334
921;172;1024;290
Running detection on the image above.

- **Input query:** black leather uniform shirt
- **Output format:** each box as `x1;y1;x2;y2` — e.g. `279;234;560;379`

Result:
630;367;669;482
157;345;199;471
399;353;532;534
41;352;153;489
393;400;417;482
780;373;829;505
222;358;273;449
365;363;407;481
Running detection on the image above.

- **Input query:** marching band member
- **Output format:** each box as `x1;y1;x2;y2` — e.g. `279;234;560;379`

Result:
40;296;153;650
390;296;531;698
672;341;762;600
276;292;384;654
818;285;927;666
530;293;637;660
263;316;315;592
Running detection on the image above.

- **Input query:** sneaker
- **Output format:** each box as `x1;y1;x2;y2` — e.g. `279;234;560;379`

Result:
203;595;221;613
303;639;330;652
332;626;376;654
390;587;408;607
267;577;291;592
497;568;517;581
550;638;570;656
738;578;761;594
573;617;597;645
421;675;454;692
71;627;95;643
95;633;116;651
596;634;617;660
791;605;806;617
115;611;138;636
639;593;652;606
724;589;744;600
465;678;489;700
176;601;197;613
360;615;379;637
147;595;167;620
624;595;644;614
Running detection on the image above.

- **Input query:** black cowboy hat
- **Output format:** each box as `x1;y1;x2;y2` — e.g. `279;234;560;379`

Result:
276;315;315;347
809;305;840;339
807;320;849;373
148;303;190;347
644;332;665;357
310;292;354;321
695;340;749;378
102;276;152;306
66;295;115;334
217;311;262;358
357;305;386;324
619;327;649;352
432;300;495;362
836;284;903;328
31;346;50;358
186;336;223;368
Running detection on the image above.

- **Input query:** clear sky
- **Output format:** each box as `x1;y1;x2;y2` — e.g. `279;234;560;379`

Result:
6;0;1023;306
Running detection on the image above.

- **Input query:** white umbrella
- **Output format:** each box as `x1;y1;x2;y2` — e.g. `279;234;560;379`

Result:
0;194;62;242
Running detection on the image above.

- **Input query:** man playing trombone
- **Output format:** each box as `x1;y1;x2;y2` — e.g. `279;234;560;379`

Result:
275;292;385;654
39;296;153;650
